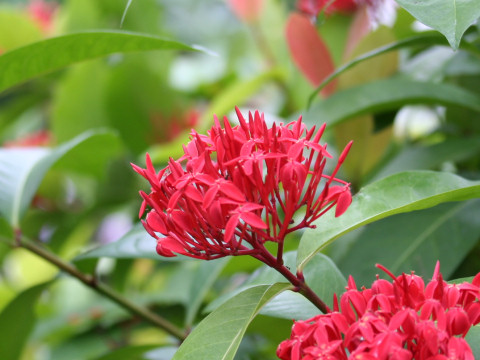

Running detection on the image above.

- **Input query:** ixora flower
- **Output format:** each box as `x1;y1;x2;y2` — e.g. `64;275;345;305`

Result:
132;108;352;261
277;262;480;360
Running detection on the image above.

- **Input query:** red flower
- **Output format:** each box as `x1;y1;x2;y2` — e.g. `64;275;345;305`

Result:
133;108;352;260
278;262;479;360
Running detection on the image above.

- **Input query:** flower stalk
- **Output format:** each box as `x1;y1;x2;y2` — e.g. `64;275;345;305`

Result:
2;233;186;341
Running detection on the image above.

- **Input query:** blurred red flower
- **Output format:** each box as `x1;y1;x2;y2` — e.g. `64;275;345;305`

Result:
278;262;479;360
297;0;357;16
133;108;352;260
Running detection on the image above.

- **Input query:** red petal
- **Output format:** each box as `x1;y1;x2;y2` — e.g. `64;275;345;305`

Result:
225;214;240;242
240;212;268;229
146;211;167;234
335;189;352;217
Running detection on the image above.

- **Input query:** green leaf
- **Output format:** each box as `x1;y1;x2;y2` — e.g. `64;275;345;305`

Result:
466;324;480;358
303;79;480;128
207;252;345;320
307;32;447;106
185;258;230;327
0;282;50;360
76;223;182;261
0;30;201;94
0;129;118;227
172;283;291;360
297;171;480;270
370;137;480;182
334;200;480;286
395;0;480;49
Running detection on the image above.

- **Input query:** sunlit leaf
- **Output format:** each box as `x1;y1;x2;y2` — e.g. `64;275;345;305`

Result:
172;283;290;360
0;282;50;360
0;129;119;227
297;171;480;270
0;31;202;94
303;79;480;127
395;0;480;49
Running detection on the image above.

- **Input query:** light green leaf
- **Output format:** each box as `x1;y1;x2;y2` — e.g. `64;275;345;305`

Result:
303;79;480;127
297;171;480;270
0;31;201;94
0;282;50;360
395;0;480;49
207;252;345;320
172;283;291;360
335;200;480;286
0;129;118;227
185;258;230;327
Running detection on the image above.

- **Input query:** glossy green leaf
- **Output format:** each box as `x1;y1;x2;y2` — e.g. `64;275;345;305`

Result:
303;79;480;127
395;0;480;49
0;129;119;227
297;171;480;270
370;137;480;182
466;325;480;358
334;200;480;286
0;282;50;360
207;252;345;320
307;32;447;106
172;283;291;360
185;258;230;327
0;31;201;94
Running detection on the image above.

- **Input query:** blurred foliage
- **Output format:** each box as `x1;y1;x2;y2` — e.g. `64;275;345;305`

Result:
0;0;479;359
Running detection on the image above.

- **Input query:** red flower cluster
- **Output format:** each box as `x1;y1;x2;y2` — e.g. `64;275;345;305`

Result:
133;108;352;260
278;263;480;360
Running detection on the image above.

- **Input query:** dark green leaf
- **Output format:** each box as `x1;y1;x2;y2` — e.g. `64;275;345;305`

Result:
0;31;201;94
395;0;480;49
0;129;118;227
0;282;50;360
297;171;480;270
334;200;480;286
93;344;168;360
172;283;291;360
304;79;480;128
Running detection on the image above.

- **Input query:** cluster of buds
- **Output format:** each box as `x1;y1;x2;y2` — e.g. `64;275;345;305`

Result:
132;108;351;261
277;262;480;360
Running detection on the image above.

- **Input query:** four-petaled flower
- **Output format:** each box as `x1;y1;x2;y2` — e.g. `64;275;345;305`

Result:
133;108;352;260
278;262;479;360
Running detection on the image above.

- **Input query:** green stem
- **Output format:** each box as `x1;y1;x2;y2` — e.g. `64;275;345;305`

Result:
8;235;186;341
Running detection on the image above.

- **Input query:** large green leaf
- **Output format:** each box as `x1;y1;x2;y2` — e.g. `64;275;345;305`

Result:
207;252;346;320
0;282;50;360
0;129;118;227
334;200;480;286
0;31;201;94
172;283;290;360
395;0;480;49
303;79;480;128
297;171;480;270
